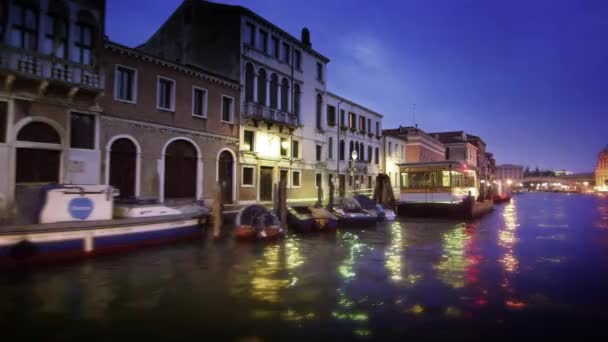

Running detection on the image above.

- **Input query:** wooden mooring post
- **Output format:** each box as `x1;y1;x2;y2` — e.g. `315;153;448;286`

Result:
211;182;223;239
275;179;287;227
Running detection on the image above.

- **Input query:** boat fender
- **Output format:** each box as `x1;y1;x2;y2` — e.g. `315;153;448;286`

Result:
9;240;38;260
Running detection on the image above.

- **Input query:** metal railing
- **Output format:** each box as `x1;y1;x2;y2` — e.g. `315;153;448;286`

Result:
0;45;103;89
243;102;298;127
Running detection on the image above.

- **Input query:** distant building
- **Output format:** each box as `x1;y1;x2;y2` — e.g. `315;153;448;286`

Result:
595;146;608;192
430;131;480;169
381;131;407;193
554;169;573;176
496;164;524;183
485;152;496;181
383;126;445;163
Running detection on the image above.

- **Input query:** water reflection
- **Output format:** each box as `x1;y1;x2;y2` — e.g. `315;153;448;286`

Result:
435;223;470;288
385;222;404;282
499;199;525;309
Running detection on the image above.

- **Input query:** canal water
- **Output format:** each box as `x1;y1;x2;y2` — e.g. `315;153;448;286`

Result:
2;192;608;339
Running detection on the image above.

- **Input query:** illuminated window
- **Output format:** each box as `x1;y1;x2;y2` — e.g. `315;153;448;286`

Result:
280;137;288;156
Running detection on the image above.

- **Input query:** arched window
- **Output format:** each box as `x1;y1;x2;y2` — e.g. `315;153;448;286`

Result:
294;84;301;116
245;63;254;102
349;141;354;160
375;147;379;164
316;93;323;130
17;122;61;143
359;143;365;162
368;145;372;163
257;68;267;105
270;73;278;109
328;137;333;159
16;121;62;183
280;78;289;112
339;140;345;161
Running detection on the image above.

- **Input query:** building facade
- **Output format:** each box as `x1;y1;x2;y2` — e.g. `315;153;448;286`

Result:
383;126;445;163
137;0;330;203
0;0;105;217
325;92;383;198
431;131;480;170
98;42;240;204
381;131;407;193
495;164;524;183
595;146;608;192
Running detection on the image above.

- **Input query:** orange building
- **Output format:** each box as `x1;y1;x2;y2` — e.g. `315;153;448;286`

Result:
595;146;608;192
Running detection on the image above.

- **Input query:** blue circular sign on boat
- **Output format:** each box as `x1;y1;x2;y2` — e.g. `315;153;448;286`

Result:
68;197;94;220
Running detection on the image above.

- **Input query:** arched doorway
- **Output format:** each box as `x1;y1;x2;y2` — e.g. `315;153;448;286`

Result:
218;150;234;204
109;138;137;199
15;122;62;184
165;140;198;199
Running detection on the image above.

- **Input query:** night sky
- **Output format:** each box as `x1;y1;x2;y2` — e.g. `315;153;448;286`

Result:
106;0;608;173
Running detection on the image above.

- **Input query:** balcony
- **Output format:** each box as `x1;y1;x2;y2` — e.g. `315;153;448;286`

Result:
0;45;103;91
243;102;298;128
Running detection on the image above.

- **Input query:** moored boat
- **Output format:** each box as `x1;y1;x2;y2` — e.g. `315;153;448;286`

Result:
234;204;284;241
332;197;378;227
353;195;386;221
287;205;338;233
0;185;209;267
395;161;494;220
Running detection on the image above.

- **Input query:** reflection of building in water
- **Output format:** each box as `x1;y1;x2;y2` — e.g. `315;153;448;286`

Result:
385;222;404;282
435;223;471;288
337;232;365;281
250;244;289;303
499;199;526;308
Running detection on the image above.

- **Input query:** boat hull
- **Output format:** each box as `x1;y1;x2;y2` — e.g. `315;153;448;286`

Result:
396;199;493;220
0;215;206;267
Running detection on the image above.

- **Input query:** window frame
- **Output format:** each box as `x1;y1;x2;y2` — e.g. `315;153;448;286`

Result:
326;105;336;126
279;169;290;187
282;42;290;63
316;62;323;82
114;64;138;104
271;36;280;58
192;86;208;118
244;22;255;46
43;14;68;58
294;49;301;69
69;111;96;150
241;166;255;187
0;101;8;144
10;4;38;50
258;29;268;52
316;144;322;162
221;95;235;123
74;22;94;65
315;173;322;189
243;130;255;152
156;76;176;112
292;170;302;188
292;140;300;159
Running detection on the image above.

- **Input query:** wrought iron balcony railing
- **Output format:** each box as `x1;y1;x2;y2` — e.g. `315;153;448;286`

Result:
243;102;298;127
0;45;103;90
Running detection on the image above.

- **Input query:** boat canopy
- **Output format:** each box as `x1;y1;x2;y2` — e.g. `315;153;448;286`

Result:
397;161;476;191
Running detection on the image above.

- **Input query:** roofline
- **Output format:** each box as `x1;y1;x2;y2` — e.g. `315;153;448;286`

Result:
105;40;241;88
326;91;383;118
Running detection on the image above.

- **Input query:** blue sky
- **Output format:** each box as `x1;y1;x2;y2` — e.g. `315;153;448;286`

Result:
106;0;608;172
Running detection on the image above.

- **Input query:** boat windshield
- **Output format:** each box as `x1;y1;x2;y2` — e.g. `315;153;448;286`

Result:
400;170;475;189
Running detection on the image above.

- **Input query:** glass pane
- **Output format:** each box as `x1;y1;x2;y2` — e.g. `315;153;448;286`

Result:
70;113;95;149
83;26;92;45
10;29;22;47
222;97;232;121
82;48;91;64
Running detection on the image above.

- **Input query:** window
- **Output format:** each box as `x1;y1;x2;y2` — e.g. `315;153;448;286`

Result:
367;118;371;133
376;122;380;135
280;169;289;185
73;23;93;65
292;140;300;158
281;78;289;112
316;62;323;81
359;116;366;132
316;94;323;130
244;23;255;46
339;140;345;161
221;96;234;122
340;110;346;127
270;73;278;109
327;105;336;126
257;68;267;105
10;4;38;50
292;171;301;187
271;36;279;58
157;77;175;111
70;112;95;149
294;84;301;116
368;145;372;163
328;137;334;159
192;87;208;117
316;173;322;188
294;50;301;69
43;14;68;58
282;42;290;63
245;63;254;102
280;137;288;156
242;166;254;186
244;130;254;152
349;112;356;129
316;145;322;161
375;147;379;164
258;29;268;52
389;142;392;156
115;65;137;102
0;102;7;143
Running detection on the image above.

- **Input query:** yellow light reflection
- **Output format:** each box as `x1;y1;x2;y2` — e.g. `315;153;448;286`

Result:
385;222;404;282
435;223;469;288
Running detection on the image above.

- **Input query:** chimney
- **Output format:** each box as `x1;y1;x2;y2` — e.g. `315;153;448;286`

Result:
301;27;311;47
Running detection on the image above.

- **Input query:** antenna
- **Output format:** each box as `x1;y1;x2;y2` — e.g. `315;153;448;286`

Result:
412;103;417;128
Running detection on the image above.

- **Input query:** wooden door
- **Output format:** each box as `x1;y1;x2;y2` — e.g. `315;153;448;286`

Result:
109;138;136;198
260;166;273;202
218;151;234;204
165;140;197;199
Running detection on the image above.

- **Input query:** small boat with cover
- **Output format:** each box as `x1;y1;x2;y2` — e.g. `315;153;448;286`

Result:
234;204;284;241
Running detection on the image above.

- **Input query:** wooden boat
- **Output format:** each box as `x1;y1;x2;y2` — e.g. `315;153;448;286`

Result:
287;205;338;233
395;161;494;220
234;204;284;241
353;195;386;221
0;185;209;267
493;194;512;204
332;197;378;227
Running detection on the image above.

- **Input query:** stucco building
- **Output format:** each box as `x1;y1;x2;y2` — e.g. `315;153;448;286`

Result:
382;126;445;163
595;146;608;192
137;0;330;203
495;164;524;183
0;0;105;216
381;130;407;193
98;42;240;204
325;92;383;198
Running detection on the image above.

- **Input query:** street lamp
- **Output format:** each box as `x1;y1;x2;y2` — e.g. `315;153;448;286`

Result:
351;150;358;194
